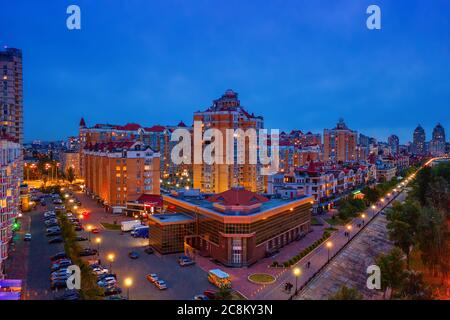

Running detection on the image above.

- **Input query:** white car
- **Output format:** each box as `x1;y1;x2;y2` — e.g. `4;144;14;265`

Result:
24;233;32;241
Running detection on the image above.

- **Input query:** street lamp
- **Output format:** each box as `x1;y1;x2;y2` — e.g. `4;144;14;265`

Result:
361;213;366;225
86;225;92;242
293;267;301;295
124;277;133;300
346;225;352;241
107;253;115;273
95;237;102;256
326;241;332;262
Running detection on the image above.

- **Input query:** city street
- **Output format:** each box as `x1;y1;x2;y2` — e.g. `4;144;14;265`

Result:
257;187;408;300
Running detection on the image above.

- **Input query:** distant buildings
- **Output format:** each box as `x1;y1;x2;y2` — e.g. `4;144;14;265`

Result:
388;134;400;155
60;151;80;178
429;123;446;156
193;90;264;194
151;187;313;266
412;125;426;155
323;119;357;163
82;141;160;212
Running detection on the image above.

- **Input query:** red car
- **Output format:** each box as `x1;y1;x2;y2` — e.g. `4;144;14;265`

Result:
91;228;100;234
203;290;217;300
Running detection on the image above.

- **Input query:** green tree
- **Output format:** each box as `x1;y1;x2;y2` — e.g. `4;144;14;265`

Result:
375;247;407;299
386;201;420;269
328;285;363;300
66;166;75;183
216;287;232;300
416;207;448;279
398;271;433;300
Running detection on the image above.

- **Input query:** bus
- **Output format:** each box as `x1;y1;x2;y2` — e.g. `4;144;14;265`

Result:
208;269;231;289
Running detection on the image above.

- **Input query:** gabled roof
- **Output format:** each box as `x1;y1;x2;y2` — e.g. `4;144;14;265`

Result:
144;125;166;132
206;187;269;206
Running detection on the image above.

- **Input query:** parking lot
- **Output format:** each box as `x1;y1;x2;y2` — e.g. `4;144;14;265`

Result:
74;194;216;299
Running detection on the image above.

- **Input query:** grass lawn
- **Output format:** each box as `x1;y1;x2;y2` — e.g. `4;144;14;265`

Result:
100;222;121;230
311;217;322;225
248;273;276;284
325;217;351;226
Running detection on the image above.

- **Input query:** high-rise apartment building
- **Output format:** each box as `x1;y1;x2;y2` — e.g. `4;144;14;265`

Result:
388;134;400;155
412;124;426;155
0;48;23;145
323;119;357;163
0;138;21;279
193;90;264;193
429;123;446;156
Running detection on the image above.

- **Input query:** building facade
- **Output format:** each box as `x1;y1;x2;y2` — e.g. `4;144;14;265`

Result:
0;138;21;279
429;123;446;156
323;119;357;163
83;141;160;212
412;125;426;155
150;187;313;267
193;90;264;193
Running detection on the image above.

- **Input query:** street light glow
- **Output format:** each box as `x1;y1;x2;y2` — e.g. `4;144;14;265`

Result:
95;237;101;244
124;277;133;287
293;267;301;277
108;253;115;262
326;241;332;249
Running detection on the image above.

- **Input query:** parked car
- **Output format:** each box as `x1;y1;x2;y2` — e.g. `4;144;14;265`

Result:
154;280;167;290
54;289;80;300
194;294;209;300
53;199;63;204
51;260;72;272
50;252;67;261
75;236;88;242
40;200;46;206
146;274;159;283
49;237;64;244
178;255;195;266
203;290;218;300
74;226;84;231
104;294;126;300
79;248;98;257
91;228;100;234
24;233;32;241
103;286;122;297
144;247;154;255
46;230;62;237
92;267;109;276
128;251;140;259
44;211;56;218
50;279;68;290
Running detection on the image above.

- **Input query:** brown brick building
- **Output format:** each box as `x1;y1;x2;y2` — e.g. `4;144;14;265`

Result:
83;141;160;212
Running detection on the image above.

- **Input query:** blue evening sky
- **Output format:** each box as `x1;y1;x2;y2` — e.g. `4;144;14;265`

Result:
1;0;449;143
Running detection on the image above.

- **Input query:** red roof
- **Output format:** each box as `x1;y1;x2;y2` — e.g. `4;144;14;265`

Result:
206;188;268;206
84;141;135;152
117;123;141;131
144;125;166;132
136;194;163;206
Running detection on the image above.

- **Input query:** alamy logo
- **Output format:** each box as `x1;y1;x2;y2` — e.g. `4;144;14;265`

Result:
366;5;381;30
366;265;381;290
170;121;280;176
66;265;81;290
66;5;81;30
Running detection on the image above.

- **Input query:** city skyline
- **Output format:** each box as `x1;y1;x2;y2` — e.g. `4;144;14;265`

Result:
2;0;450;143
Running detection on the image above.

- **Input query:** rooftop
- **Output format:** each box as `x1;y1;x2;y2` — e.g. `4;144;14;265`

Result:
149;213;194;224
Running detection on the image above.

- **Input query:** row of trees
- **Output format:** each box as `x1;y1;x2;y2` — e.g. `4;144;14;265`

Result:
378;161;449;299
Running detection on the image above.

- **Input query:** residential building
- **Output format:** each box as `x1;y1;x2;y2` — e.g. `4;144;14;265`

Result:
429;123;446;156
193;90;264;193
388;134;400;155
60;151;81;178
0;48;23;180
0;137;21;279
323;119;357;162
412;124;426;155
83;141;160;212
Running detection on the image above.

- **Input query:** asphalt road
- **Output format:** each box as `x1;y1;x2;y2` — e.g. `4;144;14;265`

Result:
25;199;64;300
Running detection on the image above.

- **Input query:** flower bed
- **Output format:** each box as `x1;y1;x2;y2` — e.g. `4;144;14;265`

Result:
247;273;276;285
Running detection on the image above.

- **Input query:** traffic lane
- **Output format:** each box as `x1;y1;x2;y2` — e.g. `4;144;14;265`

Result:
80;229;216;300
26;202;64;300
